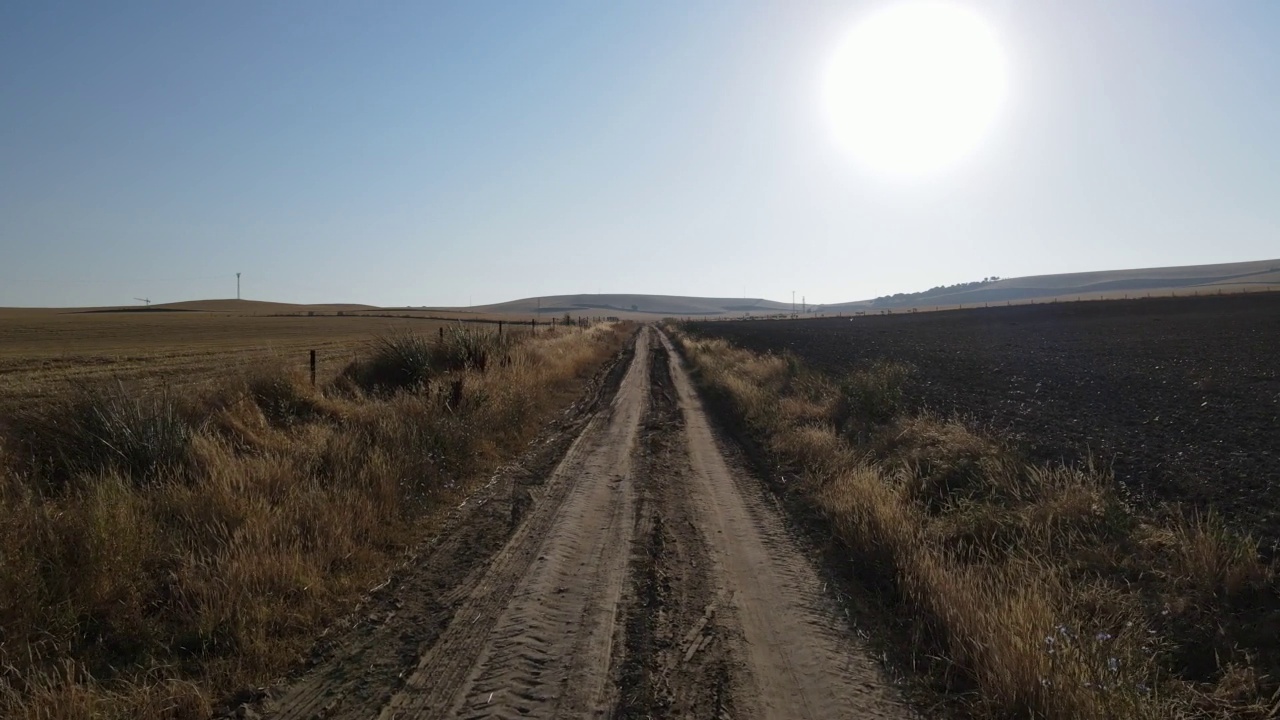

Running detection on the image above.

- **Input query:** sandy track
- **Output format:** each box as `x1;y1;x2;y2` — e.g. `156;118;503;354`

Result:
259;327;908;719
654;330;910;720
379;328;650;719
611;336;732;719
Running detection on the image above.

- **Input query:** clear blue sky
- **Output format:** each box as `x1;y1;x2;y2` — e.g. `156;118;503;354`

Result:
2;1;1277;307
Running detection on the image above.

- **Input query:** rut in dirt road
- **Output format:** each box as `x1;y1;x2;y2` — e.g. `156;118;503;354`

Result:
633;331;911;720
612;336;735;719
378;328;652;719
614;333;916;717
259;326;910;720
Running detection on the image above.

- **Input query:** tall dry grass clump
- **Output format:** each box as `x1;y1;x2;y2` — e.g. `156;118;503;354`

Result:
0;322;630;719
673;326;1278;719
8;383;196;491
340;326;517;394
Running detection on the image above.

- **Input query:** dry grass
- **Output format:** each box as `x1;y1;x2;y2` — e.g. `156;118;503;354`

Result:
0;321;629;719
0;310;542;416
673;330;1279;719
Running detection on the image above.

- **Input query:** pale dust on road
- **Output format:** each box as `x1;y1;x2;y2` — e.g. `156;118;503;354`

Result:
260;326;912;720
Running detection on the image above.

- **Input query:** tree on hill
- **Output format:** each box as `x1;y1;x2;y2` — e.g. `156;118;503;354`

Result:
870;277;1000;307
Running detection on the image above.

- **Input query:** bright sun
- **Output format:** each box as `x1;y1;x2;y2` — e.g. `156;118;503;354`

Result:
823;1;1007;177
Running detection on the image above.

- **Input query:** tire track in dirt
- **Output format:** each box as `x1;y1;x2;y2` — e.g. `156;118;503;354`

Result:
256;331;638;720
612;337;734;719
376;327;652;719
654;329;913;720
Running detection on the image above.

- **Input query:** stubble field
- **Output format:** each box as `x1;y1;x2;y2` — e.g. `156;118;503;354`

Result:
0;309;528;415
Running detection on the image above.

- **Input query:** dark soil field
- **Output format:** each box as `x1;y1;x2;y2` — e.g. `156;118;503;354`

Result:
688;293;1280;551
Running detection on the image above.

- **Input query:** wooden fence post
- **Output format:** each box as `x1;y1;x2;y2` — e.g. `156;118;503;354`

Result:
309;350;316;387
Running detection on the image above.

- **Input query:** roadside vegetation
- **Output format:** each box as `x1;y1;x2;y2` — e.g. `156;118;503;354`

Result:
673;326;1278;719
0;322;630;719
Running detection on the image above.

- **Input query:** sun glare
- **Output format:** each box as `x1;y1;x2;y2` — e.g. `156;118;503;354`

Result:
823;1;1008;177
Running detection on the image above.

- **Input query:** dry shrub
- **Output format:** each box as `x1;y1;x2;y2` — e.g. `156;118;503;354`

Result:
777;395;834;426
433;324;514;373
1159;512;1272;600
3;662;211;720
818;464;918;578
833;360;913;438
7;383;196;491
876;415;1002;511
343;331;435;393
244;366;332;427
342;326;517;395
771;424;856;481
204;394;281;454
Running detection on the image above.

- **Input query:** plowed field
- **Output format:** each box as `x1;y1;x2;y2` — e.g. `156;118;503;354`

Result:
689;293;1280;551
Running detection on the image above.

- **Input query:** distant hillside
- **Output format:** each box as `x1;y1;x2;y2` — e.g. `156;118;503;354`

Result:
13;258;1276;319
440;294;792;318
155;299;378;314
818;259;1280;312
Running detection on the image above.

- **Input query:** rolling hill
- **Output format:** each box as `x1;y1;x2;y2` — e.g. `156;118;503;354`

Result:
7;259;1277;319
442;294;793;318
155;299;378;313
817;258;1280;312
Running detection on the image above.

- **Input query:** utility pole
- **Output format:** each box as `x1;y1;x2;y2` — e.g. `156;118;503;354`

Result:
792;290;795;315
236;272;241;300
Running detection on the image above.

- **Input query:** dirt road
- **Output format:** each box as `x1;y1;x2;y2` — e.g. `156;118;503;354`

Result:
259;327;910;719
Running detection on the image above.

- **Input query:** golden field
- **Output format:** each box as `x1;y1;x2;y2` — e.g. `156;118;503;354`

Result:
0;307;540;415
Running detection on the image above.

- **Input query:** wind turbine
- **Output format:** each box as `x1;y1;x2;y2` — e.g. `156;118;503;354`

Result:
135;297;151;307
